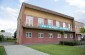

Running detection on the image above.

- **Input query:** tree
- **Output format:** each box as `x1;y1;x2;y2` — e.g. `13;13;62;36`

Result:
60;30;65;45
0;35;4;41
1;30;5;32
80;28;85;44
14;31;17;38
80;28;85;38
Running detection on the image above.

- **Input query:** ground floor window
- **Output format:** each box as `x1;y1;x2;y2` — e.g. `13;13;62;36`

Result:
64;34;67;38
70;34;73;38
48;33;53;38
26;32;32;38
57;34;61;38
38;33;44;38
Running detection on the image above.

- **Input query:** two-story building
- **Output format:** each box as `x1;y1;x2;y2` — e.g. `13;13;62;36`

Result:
75;21;84;40
17;3;76;44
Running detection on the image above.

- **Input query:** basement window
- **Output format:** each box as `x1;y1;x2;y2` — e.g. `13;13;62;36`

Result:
38;33;44;38
64;34;67;38
48;33;53;38
70;34;73;38
57;34;61;38
26;32;32;38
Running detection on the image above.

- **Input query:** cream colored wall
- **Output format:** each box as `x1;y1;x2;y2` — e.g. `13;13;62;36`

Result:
75;21;84;34
24;7;73;24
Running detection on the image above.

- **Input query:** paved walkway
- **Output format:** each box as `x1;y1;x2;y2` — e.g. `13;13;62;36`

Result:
0;42;15;46
4;45;49;55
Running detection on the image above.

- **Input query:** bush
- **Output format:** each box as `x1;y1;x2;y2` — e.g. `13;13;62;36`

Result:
59;41;81;46
0;35;4;41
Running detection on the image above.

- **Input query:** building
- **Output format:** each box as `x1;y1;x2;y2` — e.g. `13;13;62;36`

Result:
0;32;12;38
17;3;76;44
75;21;84;40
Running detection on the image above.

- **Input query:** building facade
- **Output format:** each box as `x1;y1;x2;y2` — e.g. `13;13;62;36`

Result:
17;3;76;44
75;21;84;40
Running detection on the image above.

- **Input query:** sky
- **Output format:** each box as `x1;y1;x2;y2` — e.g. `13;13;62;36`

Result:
0;0;85;34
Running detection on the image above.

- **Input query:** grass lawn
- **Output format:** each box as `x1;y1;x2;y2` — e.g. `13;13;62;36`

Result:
0;46;6;55
28;44;85;55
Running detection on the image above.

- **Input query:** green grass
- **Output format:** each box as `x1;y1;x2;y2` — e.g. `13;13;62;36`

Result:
0;46;6;55
28;44;85;55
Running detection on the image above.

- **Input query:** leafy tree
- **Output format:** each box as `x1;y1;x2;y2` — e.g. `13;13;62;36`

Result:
80;28;85;44
0;30;5;32
60;30;65;45
80;28;85;38
14;31;17;38
0;35;4;41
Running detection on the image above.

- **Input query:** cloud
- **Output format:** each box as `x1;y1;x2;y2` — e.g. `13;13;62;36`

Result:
54;0;59;2
19;0;28;3
65;0;85;9
65;0;85;24
0;6;19;34
0;19;17;34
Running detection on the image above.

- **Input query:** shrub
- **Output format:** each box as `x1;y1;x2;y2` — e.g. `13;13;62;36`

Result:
59;41;81;46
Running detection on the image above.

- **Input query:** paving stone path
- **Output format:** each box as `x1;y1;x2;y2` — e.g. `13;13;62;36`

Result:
4;45;49;55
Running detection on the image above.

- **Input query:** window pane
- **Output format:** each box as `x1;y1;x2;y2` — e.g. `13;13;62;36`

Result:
48;19;53;26
38;18;44;26
56;21;60;27
26;16;33;26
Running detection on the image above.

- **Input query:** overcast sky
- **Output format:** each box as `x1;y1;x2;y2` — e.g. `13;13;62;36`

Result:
0;0;85;34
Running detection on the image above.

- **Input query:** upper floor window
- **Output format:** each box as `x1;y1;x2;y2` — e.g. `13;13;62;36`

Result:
56;21;60;27
26;32;32;38
38;18;44;26
48;19;53;26
68;24;72;30
48;33;53;38
26;16;33;26
63;22;66;28
64;34;67;38
38;33;44;38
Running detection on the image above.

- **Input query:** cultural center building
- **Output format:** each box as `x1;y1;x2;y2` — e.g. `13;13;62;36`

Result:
17;3;77;44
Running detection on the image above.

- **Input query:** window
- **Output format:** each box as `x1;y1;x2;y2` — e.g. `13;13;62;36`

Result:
26;16;33;26
68;24;71;30
57;34;61;38
70;34;73;38
64;34;67;38
63;22;66;28
26;32;32;38
38;18;44;26
48;33;53;38
48;19;53;26
38;33;44;38
56;21;60;27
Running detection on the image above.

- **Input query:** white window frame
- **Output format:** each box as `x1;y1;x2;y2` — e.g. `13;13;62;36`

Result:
64;34;67;38
38;33;44;38
26;16;33;26
68;24;70;30
56;21;60;27
38;18;44;26
48;33;53;38
48;19;53;26
57;34;61;38
70;34;73;38
26;32;32;38
63;22;66;28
